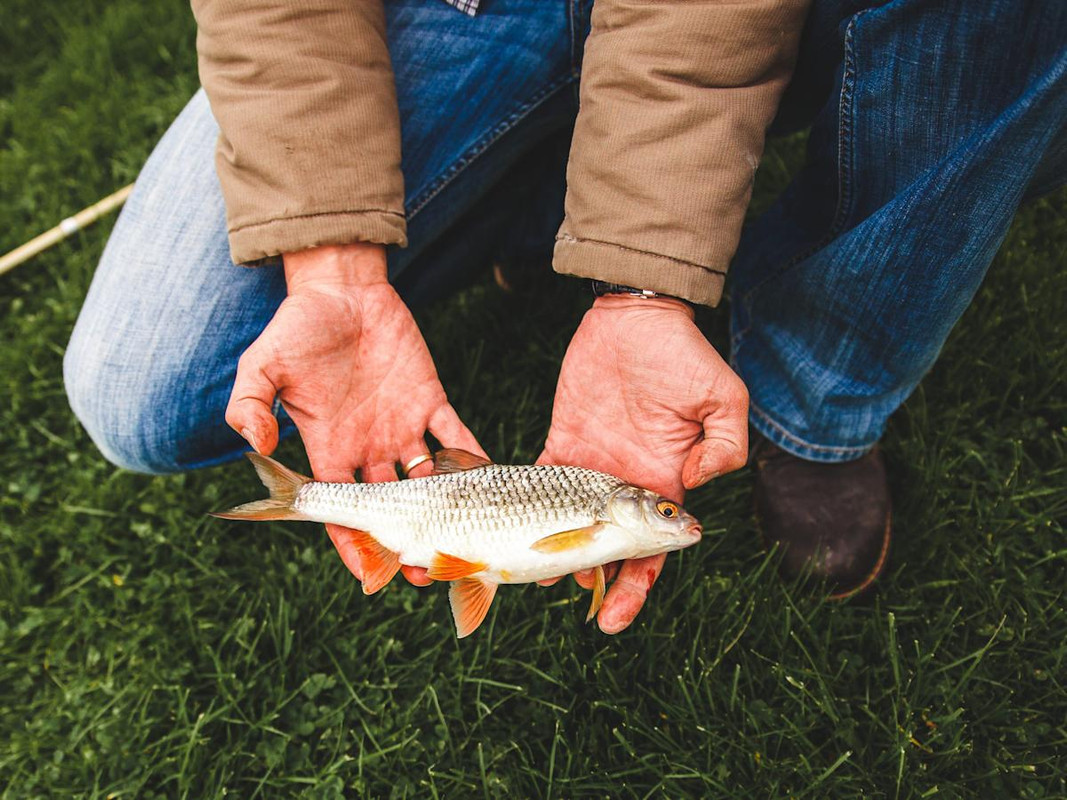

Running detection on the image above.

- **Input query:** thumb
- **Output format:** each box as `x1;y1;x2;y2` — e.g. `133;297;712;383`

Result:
682;378;750;490
681;438;745;489
225;351;281;456
681;418;749;490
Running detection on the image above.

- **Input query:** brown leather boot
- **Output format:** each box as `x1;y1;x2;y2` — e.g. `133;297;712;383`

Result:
750;431;892;599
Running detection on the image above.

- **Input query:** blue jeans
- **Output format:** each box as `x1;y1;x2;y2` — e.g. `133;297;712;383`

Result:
65;0;1067;473
732;0;1067;460
65;0;586;473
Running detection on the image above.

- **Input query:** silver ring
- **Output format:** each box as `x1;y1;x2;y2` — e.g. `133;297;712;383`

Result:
402;453;433;477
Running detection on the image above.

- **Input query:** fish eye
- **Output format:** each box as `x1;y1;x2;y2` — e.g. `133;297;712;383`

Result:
656;500;679;519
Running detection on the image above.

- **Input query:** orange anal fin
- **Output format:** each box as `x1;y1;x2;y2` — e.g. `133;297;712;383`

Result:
586;565;606;623
346;530;401;595
448;578;498;638
426;552;487;581
432;448;493;474
530;524;604;554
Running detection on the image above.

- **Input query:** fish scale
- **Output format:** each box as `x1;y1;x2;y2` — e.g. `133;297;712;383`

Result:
295;464;624;555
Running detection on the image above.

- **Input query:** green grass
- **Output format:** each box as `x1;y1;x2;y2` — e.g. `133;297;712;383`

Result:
2;0;1066;796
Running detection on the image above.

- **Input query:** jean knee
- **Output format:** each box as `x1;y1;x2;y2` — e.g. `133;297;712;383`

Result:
64;328;175;474
64;317;245;474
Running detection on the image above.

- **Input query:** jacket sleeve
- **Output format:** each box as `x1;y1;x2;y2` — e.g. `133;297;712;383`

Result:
553;0;811;306
192;0;406;265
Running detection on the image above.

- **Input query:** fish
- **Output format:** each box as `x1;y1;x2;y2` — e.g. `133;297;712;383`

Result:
211;448;702;638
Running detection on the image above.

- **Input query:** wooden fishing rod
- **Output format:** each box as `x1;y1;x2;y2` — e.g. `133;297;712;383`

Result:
0;183;134;277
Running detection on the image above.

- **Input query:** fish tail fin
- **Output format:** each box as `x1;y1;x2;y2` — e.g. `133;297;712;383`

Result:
210;452;312;521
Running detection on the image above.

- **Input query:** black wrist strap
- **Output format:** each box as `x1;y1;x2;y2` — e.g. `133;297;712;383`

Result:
591;280;686;304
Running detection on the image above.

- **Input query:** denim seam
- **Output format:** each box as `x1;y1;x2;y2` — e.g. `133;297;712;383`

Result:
733;10;867;351
570;0;586;74
749;399;875;458
834;14;859;242
555;232;728;275
568;0;577;71
407;73;577;219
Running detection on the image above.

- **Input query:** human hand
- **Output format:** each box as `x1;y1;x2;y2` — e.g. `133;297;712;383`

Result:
224;243;484;588
537;294;748;633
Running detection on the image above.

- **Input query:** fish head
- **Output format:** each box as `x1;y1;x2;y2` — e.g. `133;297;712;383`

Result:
604;486;703;554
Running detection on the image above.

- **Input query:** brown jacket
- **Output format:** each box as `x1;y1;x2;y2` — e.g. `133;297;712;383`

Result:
192;0;810;306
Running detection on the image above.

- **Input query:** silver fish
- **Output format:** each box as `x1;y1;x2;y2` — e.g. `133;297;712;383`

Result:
212;449;702;637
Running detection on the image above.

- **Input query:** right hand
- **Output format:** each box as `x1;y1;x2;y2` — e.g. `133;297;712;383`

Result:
536;294;749;632
224;243;485;588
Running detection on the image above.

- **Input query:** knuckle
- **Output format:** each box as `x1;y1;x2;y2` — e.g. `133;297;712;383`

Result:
721;447;749;474
224;408;240;429
235;347;257;373
615;576;650;601
725;379;750;415
236;344;271;382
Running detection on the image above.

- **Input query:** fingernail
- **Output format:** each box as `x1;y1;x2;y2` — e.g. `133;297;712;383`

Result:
241;428;261;454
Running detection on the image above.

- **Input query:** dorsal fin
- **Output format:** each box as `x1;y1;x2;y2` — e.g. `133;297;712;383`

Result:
432;448;493;474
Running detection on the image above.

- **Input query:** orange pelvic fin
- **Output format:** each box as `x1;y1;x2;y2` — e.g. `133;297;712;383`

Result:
210;452;312;521
432;448;493;474
586;565;606;623
426;552;487;581
449;577;498;638
530;524;604;554
347;530;402;594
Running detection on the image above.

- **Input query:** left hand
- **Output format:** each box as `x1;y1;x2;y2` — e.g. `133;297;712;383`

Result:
224;243;483;588
537;294;749;633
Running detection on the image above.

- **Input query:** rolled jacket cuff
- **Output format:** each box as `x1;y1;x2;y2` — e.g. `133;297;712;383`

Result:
228;209;407;266
552;233;726;307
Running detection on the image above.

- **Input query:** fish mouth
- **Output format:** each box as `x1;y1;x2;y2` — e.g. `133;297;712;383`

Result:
686;522;703;542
